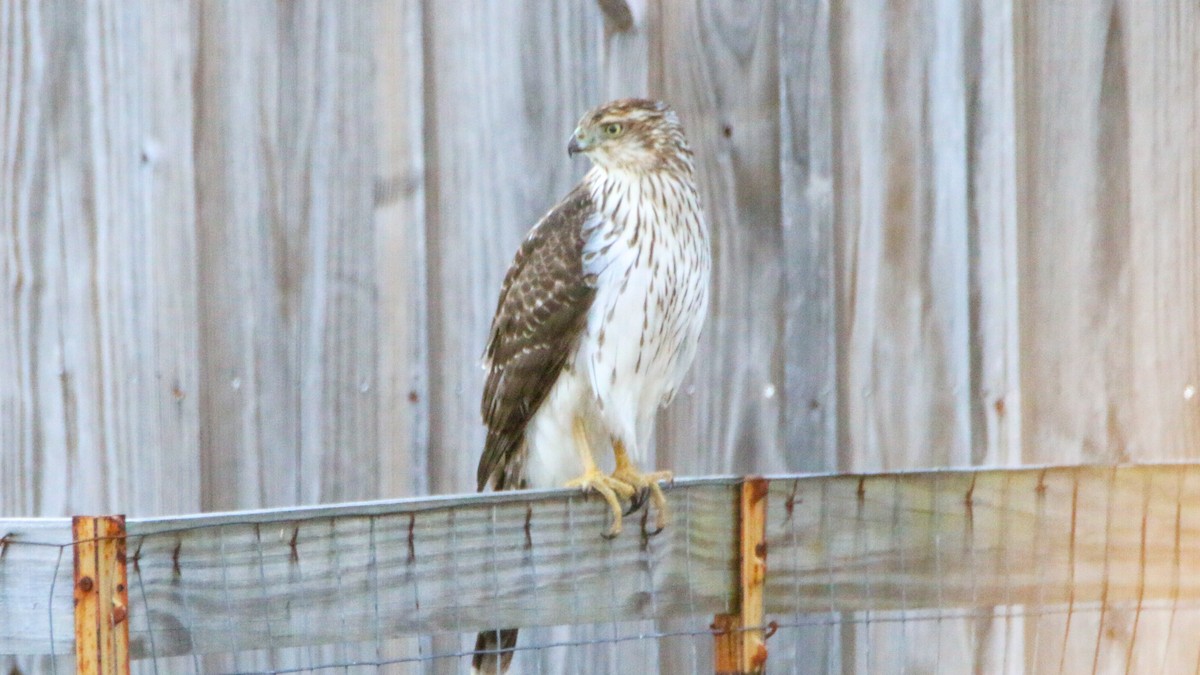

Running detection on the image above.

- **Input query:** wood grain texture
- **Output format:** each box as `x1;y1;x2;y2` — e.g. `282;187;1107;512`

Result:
780;0;836;475
1016;1;1132;468
652;0;785;478
0;481;739;659
6;466;1200;671
423;0;602;497
967;0;1022;469
830;1;978;668
767;465;1200;673
193;0;289;511
0;0;201;520
2;0;1200;671
374;0;428;500
195;1;381;512
833;0;972;472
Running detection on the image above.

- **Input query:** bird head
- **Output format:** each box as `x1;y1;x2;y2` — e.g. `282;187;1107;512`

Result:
567;99;691;173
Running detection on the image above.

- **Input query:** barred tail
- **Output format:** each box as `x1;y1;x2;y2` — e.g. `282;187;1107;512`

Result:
472;628;518;674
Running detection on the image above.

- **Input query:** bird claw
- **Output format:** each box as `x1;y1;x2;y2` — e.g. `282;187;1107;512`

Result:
566;469;636;538
624;487;649;516
612;468;672;532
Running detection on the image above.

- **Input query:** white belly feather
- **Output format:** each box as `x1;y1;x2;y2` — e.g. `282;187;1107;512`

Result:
525;171;710;489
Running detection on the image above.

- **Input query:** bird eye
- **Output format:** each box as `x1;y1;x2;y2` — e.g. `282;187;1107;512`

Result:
603;123;623;137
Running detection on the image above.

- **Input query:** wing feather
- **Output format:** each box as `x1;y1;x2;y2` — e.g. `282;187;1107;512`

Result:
477;185;599;490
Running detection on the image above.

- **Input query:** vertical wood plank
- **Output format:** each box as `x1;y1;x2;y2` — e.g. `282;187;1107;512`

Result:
830;0;978;669
0;0;201;521
374;0;429;500
194;0;288;511
833;0;972;472
779;0;837;474
1119;0;1199;670
652;0;784;477
196;0;381;509
1015;1;1130;467
1013;0;1137;669
1124;0;1200;461
278;1;380;505
968;0;1022;469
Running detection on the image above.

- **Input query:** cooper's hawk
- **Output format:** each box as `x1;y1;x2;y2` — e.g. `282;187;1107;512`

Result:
473;99;710;674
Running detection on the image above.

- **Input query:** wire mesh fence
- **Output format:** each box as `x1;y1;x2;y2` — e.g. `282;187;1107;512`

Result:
4;464;1200;674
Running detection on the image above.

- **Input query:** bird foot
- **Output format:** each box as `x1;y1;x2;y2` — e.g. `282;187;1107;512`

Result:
566;469;636;538
612;467;673;533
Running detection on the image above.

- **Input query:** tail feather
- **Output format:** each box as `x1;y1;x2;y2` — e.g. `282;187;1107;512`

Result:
472;628;518;674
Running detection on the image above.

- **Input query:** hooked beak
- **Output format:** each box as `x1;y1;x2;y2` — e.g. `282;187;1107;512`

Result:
567;130;588;157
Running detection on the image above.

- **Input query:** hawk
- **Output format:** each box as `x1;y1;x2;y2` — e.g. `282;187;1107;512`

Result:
473;99;710;674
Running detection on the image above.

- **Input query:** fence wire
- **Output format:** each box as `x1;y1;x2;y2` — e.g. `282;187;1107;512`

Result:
4;466;1200;674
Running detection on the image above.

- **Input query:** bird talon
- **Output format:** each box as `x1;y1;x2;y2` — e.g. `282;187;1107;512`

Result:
566;468;635;538
624;487;649;516
612;467;673;531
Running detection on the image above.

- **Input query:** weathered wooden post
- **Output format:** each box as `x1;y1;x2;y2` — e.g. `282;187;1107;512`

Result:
73;515;130;675
713;478;768;674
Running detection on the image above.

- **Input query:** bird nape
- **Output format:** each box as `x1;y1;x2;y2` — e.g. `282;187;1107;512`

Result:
472;98;711;674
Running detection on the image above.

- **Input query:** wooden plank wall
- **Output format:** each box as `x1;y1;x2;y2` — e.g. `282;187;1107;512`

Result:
1;0;1196;673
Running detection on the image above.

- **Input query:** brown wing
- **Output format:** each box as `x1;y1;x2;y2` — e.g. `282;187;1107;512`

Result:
477;184;599;491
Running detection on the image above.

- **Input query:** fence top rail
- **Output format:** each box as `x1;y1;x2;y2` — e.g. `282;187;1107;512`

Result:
4;461;1200;659
6;461;1188;540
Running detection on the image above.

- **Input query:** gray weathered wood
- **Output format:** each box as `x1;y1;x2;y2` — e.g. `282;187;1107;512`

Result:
3;0;1200;671
1014;2;1134;669
0;518;75;657
766;466;1200;613
279;1;380;506
193;0;290;511
968;0;1022;469
374;0;429;500
833;0;973;473
1;480;739;658
6;466;1200;668
780;0;837;477
0;0;201;520
1121;2;1200;670
653;0;785;477
195;1;381;512
829;0;977;669
777;1;841;671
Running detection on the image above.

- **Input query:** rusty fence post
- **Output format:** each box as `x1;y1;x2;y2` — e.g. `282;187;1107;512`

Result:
73;515;130;675
713;477;769;674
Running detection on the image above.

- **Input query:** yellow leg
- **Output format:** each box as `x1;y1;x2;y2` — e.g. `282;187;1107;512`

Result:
565;418;636;537
611;441;673;532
